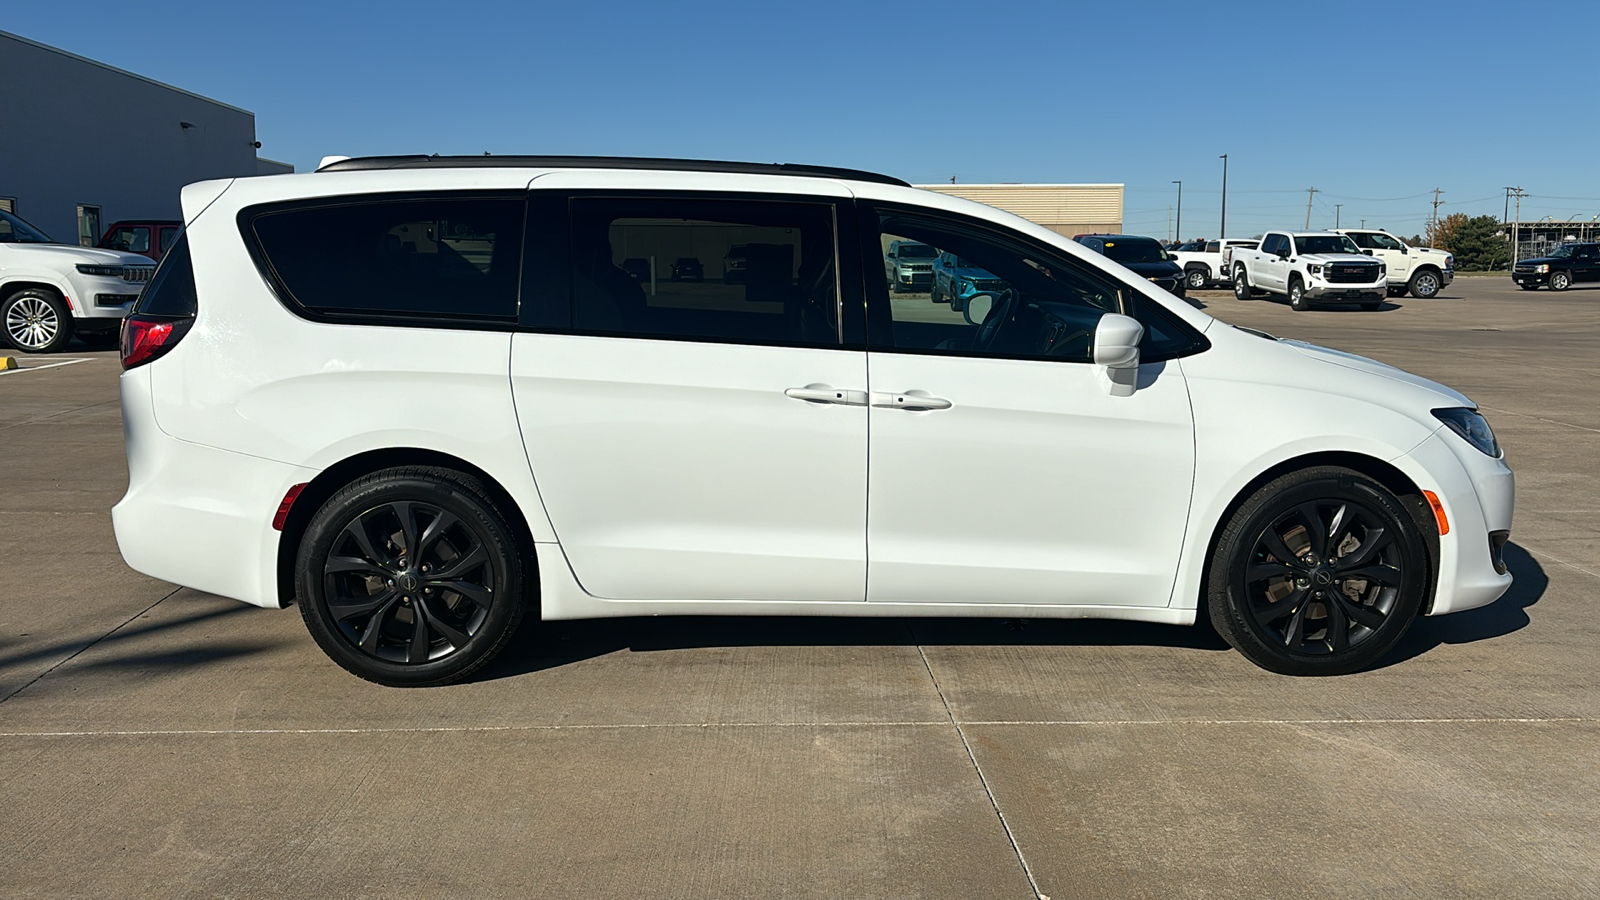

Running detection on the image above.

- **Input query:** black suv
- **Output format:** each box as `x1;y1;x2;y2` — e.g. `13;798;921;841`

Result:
1513;243;1600;291
1073;234;1185;297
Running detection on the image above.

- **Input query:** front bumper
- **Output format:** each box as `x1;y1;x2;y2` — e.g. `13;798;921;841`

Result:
1304;278;1385;302
1402;429;1515;616
896;270;933;287
1512;271;1549;286
65;272;144;322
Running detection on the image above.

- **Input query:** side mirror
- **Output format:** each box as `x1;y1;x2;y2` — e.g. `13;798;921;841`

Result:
1362;249;1374;256
1401;247;1409;255
962;292;999;326
1094;313;1144;396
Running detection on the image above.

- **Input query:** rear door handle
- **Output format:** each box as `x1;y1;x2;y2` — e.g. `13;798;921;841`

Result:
870;390;953;411
785;385;868;406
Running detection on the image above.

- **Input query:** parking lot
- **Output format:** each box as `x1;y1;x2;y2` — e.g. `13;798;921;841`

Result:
1;275;1597;898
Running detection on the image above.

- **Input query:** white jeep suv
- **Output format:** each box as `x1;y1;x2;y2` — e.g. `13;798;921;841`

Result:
112;155;1514;685
1;208;156;352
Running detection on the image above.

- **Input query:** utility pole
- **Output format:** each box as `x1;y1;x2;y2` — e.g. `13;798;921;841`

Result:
1167;206;1172;242
1509;187;1527;265
1219;154;1228;238
1361;219;1366;227
1171;180;1182;242
1335;204;1342;229
949;175;957;184
1304;187;1319;229
1428;188;1446;241
1503;187;1514;227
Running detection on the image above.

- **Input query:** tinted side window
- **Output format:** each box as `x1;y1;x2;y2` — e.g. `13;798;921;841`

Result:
247;196;524;322
568;197;838;347
132;232;197;316
158;226;180;253
105;225;150;253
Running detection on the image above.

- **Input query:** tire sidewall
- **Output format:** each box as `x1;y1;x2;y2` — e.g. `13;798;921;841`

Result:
1209;469;1428;676
1410;270;1440;298
1551;272;1571;291
1234;269;1250;300
295;471;526;686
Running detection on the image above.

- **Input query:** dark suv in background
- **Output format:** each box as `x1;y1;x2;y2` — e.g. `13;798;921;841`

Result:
1513;243;1600;291
1074;234;1185;297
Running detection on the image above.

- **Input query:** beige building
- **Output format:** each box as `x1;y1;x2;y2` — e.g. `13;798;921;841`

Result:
915;183;1123;237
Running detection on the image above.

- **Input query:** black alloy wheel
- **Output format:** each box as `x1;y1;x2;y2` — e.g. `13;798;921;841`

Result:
1549;271;1572;292
296;467;529;686
1207;467;1428;675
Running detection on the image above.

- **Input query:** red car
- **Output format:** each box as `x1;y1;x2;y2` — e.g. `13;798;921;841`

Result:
98;220;183;261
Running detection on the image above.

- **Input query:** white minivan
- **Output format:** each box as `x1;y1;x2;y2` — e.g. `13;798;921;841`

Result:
112;156;1514;685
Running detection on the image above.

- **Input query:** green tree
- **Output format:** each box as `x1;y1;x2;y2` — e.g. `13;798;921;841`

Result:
1439;215;1511;271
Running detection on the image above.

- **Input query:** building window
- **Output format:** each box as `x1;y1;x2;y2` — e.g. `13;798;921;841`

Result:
0;198;14;213
77;205;101;247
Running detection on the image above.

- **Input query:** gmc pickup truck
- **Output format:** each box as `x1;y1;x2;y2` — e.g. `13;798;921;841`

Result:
1335;229;1453;298
1231;231;1386;310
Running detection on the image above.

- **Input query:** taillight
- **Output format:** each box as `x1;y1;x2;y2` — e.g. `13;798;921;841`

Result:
120;314;193;369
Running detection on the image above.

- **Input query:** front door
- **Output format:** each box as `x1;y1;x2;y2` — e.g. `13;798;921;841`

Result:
861;206;1198;608
511;190;868;602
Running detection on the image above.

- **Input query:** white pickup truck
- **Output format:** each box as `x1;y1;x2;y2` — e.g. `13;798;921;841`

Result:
1230;231;1386;310
1334;229;1453;298
1169;238;1261;290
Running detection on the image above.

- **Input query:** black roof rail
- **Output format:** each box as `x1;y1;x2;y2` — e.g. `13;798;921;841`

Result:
315;154;911;187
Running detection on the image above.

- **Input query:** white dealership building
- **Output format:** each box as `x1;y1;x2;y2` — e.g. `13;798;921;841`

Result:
0;29;290;246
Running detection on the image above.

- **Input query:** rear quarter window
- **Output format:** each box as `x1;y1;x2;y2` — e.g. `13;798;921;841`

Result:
131;232;197;316
243;194;525;323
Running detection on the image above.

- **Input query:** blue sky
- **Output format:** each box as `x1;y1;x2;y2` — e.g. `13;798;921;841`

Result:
9;0;1599;239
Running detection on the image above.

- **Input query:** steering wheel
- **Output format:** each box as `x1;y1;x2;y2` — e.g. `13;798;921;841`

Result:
972;289;1016;352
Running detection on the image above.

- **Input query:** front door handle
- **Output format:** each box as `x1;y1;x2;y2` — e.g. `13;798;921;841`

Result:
870;390;953;411
785;385;868;406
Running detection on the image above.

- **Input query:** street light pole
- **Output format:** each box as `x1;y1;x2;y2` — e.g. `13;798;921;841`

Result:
1171;180;1182;242
1218;155;1228;238
1335;204;1342;228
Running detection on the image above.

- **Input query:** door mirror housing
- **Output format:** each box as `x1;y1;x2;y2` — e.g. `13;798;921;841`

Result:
1094;313;1144;397
1362;249;1374;256
962;292;999;326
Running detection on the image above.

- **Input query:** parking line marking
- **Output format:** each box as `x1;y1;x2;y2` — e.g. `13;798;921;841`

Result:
0;717;1587;739
0;357;93;376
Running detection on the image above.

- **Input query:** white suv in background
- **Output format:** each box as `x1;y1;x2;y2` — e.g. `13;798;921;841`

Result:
1;208;156;352
113;156;1514;686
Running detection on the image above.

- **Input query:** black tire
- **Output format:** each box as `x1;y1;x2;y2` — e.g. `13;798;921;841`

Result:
1288;276;1310;311
1;287;75;353
1408;268;1441;299
1186;268;1209;290
930;281;943;305
1233;267;1253;301
1549;271;1572;292
1518;283;1541;291
1206;466;1429;676
296;466;531;687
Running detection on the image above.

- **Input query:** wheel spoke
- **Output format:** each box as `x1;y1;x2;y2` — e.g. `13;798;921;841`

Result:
330;588;398;622
1258;586;1308;624
1259;527;1303;567
427;578;493;609
429;544;487;580
342;516;389;568
406;608;432;664
417;599;472;650
1292;504;1327;558
1341;563;1402;586
326;555;386;577
1247;561;1300;583
1329;592;1387;630
1325;596;1349;652
1283;603;1309;648
1325;503;1354;554
415;510;461;559
358;595;401;651
391;501;420;558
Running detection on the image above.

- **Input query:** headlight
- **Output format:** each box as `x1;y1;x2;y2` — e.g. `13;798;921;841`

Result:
76;264;124;277
1432;408;1500;457
1378;263;1386;276
959;279;974;294
1533;264;1549;274
1308;263;1323;275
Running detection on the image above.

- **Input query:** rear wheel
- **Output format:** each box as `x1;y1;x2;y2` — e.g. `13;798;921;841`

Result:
1550;271;1572;292
1233;268;1253;300
1186;268;1209;290
1207;467;1429;676
296;466;531;686
1408;269;1441;299
1288;277;1310;311
2;288;74;353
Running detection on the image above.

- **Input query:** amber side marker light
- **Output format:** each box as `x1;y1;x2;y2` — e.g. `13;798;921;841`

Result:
1422;490;1450;536
273;483;308;531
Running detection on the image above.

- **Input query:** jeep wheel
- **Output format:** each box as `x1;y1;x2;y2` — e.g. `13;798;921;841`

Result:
1408;269;1441;299
1186;268;1209;290
1288;277;1310;311
2;288;75;353
1550;271;1572;292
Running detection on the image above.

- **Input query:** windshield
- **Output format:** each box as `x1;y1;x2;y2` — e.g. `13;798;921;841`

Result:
0;210;56;243
1295;235;1361;255
1102;239;1167;263
896;243;937;258
1546;245;1575;258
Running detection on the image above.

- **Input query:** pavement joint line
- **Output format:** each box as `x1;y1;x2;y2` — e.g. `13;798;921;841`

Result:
1475;404;1600;435
0;716;1587;739
1519;545;1600;580
915;642;1046;900
0;357;93;376
0;586;183;705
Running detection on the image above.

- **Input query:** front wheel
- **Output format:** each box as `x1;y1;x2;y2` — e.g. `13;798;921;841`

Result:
1186;268;1209;290
1550;271;1572;292
1408;269;1441;299
1207;467;1429;675
2;288;74;353
1288;277;1310;311
296;466;531;686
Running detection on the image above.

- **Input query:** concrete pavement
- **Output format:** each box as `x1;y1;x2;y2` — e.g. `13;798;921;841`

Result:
1;277;1597;897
